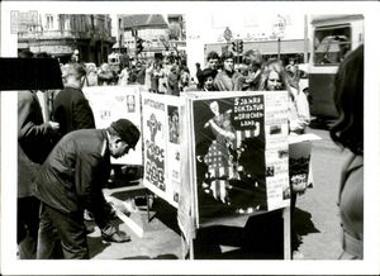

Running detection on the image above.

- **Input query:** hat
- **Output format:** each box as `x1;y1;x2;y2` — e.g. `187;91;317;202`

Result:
111;119;140;149
201;68;217;80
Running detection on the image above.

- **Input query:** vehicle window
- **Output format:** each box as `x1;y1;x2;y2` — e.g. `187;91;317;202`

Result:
314;25;351;66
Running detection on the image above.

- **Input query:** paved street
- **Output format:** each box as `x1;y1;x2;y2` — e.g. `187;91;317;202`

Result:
294;127;347;259
89;127;346;260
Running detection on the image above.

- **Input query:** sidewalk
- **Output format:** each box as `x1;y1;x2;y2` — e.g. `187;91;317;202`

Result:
89;186;182;259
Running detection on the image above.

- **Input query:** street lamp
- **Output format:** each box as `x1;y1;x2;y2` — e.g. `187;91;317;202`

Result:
273;15;286;61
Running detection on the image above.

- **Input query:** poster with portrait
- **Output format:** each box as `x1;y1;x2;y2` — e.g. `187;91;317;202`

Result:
187;91;290;225
141;93;182;208
83;85;143;165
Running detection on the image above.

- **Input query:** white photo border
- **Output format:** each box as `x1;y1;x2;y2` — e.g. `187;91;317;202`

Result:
1;1;380;275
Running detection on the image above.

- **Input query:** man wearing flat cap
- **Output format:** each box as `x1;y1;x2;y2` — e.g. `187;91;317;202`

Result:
34;119;140;259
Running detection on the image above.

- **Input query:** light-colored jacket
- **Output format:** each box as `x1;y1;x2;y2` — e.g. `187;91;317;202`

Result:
214;70;243;91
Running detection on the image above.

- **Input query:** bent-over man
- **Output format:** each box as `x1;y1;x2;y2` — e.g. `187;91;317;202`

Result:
35;119;140;259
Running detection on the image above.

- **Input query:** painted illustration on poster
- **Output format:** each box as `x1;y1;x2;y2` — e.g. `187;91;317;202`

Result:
167;105;181;203
191;92;289;221
144;99;166;192
142;93;182;208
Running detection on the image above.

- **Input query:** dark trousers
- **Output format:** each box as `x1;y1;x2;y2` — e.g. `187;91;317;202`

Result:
37;202;89;259
17;196;40;259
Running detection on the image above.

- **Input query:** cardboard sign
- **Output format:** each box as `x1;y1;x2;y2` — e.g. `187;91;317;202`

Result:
141;92;182;208
83;85;143;165
185;91;291;226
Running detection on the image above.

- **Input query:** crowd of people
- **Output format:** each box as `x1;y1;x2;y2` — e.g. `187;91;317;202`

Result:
75;54;190;96
16;43;363;260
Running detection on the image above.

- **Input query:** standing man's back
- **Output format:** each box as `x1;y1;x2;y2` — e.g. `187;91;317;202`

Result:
53;63;95;141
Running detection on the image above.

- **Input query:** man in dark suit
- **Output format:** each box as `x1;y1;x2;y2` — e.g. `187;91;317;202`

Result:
53;62;96;142
18;89;60;258
35;119;140;259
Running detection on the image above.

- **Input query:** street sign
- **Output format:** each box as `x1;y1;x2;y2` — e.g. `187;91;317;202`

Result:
223;27;233;42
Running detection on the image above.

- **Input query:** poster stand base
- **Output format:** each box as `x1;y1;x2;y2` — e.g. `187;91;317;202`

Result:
188;206;291;260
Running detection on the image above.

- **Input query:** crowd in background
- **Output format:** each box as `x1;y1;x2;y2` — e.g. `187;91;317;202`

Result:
68;53;190;97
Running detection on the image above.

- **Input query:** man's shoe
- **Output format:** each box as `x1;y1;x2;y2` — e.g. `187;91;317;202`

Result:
85;223;95;234
101;231;131;243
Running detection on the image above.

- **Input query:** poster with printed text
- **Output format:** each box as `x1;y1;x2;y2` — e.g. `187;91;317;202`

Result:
189;91;290;225
83;85;143;165
141;93;182;208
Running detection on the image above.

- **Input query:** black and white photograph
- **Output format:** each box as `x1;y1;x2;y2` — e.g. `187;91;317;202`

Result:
0;1;379;275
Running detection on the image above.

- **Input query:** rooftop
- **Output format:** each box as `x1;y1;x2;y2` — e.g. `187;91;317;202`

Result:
122;14;168;30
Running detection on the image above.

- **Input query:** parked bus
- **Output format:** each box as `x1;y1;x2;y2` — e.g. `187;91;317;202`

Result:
309;14;364;127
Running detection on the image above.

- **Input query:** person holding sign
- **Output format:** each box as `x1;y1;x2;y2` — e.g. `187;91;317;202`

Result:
258;60;311;257
330;45;363;259
259;60;310;135
34;119;140;259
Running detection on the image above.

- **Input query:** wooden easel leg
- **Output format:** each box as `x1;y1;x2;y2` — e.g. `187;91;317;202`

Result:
283;207;292;260
189;238;195;260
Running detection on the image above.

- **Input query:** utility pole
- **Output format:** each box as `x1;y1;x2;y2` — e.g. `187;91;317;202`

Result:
223;27;233;53
304;14;309;63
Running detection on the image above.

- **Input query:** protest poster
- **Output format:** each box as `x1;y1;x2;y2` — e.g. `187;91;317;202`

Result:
83;85;143;165
141;92;182;208
186;91;290;226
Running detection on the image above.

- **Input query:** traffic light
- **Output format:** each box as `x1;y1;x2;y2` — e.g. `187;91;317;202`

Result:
232;40;238;53
237;39;244;54
136;37;144;54
232;39;244;54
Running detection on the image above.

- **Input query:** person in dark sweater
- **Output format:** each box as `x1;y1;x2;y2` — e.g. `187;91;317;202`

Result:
53;63;95;142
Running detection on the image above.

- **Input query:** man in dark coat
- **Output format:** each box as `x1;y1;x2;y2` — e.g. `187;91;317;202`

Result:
18;90;60;259
167;65;180;96
214;51;243;91
53;62;95;141
35;119;140;259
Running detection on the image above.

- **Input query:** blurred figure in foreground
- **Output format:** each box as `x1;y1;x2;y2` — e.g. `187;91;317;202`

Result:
17;50;60;259
330;45;363;259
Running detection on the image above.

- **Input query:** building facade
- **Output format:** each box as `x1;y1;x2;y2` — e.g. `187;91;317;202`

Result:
116;14;186;61
17;12;115;65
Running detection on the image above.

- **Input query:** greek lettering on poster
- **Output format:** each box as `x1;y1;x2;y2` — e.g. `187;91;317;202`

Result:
233;95;264;133
145;112;166;191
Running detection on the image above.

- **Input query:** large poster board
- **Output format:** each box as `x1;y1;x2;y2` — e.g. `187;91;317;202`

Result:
187;91;290;225
83;85;143;165
141;92;182;208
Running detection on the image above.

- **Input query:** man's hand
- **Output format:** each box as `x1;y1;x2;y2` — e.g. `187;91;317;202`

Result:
101;223;131;243
48;121;60;131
